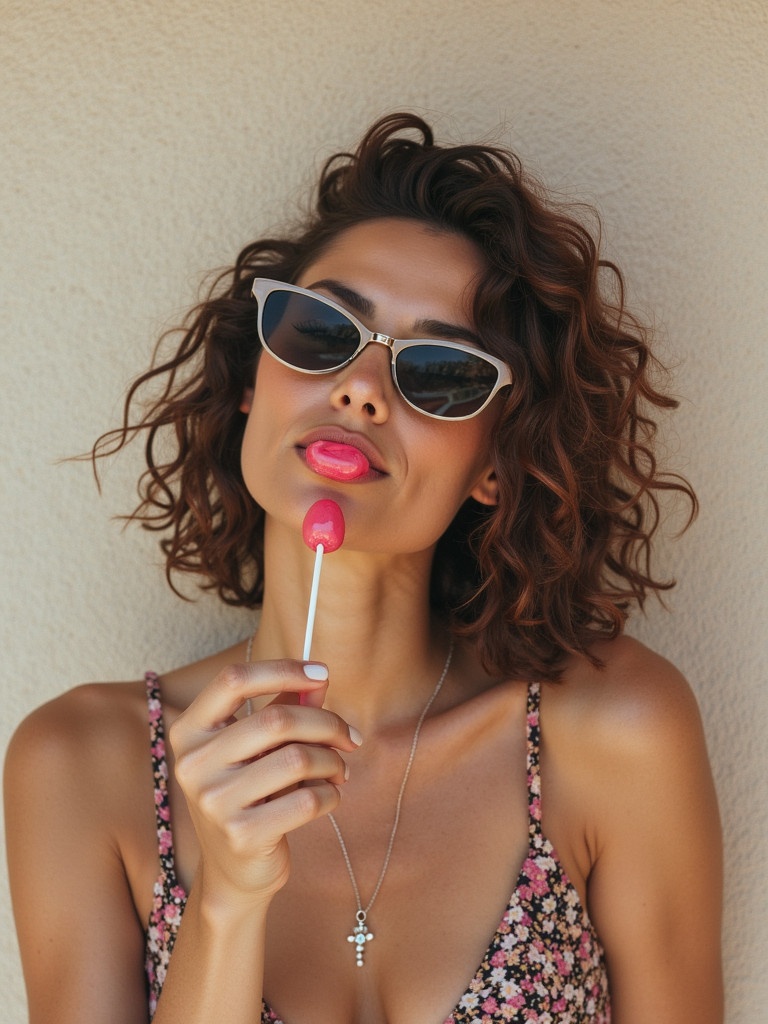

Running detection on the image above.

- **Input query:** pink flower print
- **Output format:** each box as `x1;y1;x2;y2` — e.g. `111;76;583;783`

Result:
164;904;182;929
522;857;549;896
490;949;507;968
158;828;173;854
481;996;499;1013
527;940;546;965
555;953;572;976
170;885;186;902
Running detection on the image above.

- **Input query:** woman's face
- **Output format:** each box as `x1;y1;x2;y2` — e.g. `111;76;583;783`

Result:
240;217;503;555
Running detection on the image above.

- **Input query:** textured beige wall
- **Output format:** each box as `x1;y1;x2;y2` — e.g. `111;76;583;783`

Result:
1;1;766;1019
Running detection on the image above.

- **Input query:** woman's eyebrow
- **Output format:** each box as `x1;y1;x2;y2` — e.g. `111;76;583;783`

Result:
308;278;483;346
309;279;375;318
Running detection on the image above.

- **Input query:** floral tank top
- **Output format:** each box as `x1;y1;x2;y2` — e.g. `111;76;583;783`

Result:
144;673;610;1022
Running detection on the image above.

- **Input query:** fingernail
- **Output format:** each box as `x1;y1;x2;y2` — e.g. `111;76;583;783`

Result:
303;663;329;681
343;762;350;782
349;726;363;747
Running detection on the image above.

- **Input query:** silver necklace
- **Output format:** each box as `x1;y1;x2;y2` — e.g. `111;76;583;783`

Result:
244;627;454;966
328;637;454;966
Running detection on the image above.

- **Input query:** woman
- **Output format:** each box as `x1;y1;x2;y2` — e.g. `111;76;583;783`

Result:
5;113;722;1023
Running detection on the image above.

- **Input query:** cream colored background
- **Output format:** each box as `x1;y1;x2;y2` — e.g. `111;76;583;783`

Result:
1;1;766;1020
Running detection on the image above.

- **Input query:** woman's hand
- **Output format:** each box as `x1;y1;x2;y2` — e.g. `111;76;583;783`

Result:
169;659;360;911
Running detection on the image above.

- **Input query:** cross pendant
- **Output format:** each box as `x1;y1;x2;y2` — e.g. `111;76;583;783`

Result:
346;911;374;966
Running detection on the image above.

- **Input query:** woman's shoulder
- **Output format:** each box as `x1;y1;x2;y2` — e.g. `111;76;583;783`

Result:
537;635;719;910
4;679;152;805
5;636;250;783
545;633;704;747
540;634;713;822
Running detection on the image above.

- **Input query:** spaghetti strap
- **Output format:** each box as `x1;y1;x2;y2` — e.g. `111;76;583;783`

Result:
526;681;543;838
144;672;186;1017
144;672;177;883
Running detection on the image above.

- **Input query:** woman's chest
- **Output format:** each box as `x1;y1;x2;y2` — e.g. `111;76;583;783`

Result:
257;722;533;1024
134;681;598;1023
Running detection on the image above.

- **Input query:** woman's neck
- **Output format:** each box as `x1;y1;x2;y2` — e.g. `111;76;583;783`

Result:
251;526;450;735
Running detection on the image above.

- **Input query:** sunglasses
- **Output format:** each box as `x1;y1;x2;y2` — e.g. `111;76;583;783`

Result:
251;278;512;420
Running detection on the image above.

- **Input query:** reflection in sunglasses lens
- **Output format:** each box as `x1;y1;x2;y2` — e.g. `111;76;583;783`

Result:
396;347;496;417
263;293;359;370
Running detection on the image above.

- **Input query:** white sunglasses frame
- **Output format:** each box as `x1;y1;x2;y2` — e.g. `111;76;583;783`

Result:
251;277;513;421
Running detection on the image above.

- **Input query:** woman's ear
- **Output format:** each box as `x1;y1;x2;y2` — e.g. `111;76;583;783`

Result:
239;387;254;414
470;468;499;507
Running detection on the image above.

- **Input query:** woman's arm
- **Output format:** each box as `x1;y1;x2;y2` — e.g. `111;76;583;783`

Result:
572;643;723;1023
151;660;355;1024
5;661;358;1024
4;686;151;1023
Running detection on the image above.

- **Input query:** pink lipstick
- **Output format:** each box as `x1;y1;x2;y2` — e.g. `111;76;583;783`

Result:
305;440;370;481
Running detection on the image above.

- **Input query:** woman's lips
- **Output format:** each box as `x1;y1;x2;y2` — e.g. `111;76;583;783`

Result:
305;440;371;481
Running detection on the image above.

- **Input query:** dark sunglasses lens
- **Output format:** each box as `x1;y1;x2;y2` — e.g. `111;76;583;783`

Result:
396;346;498;417
261;291;360;370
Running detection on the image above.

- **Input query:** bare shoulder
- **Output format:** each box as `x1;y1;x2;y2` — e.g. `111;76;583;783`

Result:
7;679;148;750
5;633;250;785
538;633;718;887
542;633;706;763
4;680;150;817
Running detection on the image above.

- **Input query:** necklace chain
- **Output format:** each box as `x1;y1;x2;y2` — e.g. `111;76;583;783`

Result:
328;637;454;965
244;625;454;966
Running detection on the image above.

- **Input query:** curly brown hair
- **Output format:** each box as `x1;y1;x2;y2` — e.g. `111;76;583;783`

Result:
93;112;696;680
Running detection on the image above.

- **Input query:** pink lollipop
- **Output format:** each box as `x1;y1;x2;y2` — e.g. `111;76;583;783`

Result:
301;499;345;660
302;498;346;553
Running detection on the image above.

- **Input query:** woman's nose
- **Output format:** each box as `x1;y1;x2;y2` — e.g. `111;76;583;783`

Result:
328;343;393;422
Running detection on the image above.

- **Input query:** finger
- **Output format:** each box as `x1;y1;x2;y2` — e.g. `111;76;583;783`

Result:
244;780;343;840
194;743;348;820
251;742;348;799
194;703;360;769
179;660;330;733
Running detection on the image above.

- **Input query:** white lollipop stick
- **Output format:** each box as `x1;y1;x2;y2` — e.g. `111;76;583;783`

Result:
303;543;324;660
